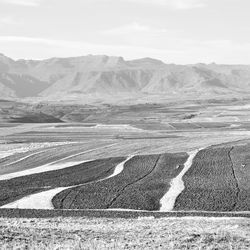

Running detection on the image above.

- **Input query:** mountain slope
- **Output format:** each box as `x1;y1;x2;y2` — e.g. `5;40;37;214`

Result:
1;53;250;102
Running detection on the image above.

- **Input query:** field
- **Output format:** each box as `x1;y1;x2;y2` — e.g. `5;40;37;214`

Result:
52;153;187;210
0;217;249;249
1;100;250;212
174;146;250;211
0;99;250;248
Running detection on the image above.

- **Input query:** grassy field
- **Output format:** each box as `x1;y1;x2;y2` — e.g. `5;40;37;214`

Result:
0;216;249;249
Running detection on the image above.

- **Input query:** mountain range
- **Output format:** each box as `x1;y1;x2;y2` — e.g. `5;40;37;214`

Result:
1;53;250;103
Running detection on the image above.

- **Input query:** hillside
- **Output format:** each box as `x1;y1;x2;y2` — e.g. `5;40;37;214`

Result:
1;53;250;102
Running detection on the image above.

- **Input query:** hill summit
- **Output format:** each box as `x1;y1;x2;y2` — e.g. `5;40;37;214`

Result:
1;53;250;102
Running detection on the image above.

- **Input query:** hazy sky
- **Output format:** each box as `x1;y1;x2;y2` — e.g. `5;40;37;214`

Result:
0;0;249;64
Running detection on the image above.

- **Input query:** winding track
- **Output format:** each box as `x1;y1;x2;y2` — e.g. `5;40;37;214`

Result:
1;156;133;209
159;149;201;212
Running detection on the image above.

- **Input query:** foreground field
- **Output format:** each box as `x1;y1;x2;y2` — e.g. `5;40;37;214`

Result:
0;216;249;249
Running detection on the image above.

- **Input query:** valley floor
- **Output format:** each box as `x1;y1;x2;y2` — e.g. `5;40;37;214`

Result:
0;216;249;250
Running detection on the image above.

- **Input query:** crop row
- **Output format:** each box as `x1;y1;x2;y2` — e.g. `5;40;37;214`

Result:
0;208;249;219
229;144;250;211
53;153;188;211
174;146;240;211
0;157;125;206
108;153;188;210
0;141;112;175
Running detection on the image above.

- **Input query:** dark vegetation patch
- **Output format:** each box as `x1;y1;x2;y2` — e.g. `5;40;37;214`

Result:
109;153;187;210
230;145;250;211
169;123;202;130
182;114;197;120
0;157;125;207
132;123;175;131
53;155;159;210
10;113;63;123
115;135;180;140
0;123;21;128
0;209;249;219
55;124;96;128
174;147;241;211
53;153;187;211
195;122;230;129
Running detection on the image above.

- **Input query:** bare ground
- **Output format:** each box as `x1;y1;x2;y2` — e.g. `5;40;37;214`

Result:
0;216;249;249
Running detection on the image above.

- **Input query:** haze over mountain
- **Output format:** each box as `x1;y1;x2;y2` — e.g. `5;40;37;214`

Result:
1;53;250;103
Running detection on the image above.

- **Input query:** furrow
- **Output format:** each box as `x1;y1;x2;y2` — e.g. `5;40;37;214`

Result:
227;146;240;211
106;156;160;209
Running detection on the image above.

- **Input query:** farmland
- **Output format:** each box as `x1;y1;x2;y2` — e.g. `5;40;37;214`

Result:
0;157;125;207
53;153;188;210
0;100;250;249
0;116;249;213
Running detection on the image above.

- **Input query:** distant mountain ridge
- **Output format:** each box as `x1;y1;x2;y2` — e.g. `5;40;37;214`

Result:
1;53;250;102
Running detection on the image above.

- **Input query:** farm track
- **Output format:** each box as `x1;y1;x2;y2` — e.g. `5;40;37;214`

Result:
1;157;131;209
53;153;188;211
159;150;199;212
0;157;125;207
53;155;160;209
108;153;188;211
63;156;133;209
174;146;246;211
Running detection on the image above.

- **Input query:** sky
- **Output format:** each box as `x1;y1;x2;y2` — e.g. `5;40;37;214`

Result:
0;0;250;64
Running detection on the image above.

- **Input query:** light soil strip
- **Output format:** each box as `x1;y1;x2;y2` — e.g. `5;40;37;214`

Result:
159;149;201;212
1;156;133;209
0;143;117;181
48;143;118;165
0;142;79;162
0;152;15;159
3;150;46;166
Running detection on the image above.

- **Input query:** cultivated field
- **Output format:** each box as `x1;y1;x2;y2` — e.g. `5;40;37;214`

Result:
0;100;250;248
0;104;250;213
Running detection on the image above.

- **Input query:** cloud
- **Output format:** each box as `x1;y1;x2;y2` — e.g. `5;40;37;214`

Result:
0;35;182;59
0;16;18;25
102;22;167;35
1;35;250;64
0;36;76;46
101;0;207;9
0;0;42;6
